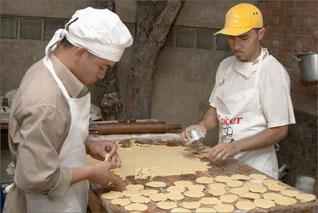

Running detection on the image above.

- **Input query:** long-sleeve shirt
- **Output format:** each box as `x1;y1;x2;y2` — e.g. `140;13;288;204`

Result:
4;54;88;213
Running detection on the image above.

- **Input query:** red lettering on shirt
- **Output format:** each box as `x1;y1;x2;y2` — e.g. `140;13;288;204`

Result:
217;114;243;125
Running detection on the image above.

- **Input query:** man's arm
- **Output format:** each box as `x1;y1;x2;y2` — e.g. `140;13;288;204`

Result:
208;125;288;162
181;106;218;141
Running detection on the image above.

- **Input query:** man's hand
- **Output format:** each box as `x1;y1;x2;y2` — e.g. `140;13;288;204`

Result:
181;124;207;143
86;139;121;167
88;161;123;190
207;143;239;163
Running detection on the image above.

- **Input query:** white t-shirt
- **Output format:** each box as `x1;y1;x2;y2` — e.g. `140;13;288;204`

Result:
209;48;296;128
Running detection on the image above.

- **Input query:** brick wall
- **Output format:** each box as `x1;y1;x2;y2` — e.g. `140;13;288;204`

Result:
258;0;318;97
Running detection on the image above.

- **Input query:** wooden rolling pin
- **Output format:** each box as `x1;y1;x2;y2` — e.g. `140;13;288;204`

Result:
89;123;181;135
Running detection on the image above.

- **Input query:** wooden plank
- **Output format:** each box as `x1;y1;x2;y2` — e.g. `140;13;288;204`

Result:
90;158;318;213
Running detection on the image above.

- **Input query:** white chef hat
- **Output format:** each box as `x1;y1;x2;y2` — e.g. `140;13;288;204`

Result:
45;7;133;62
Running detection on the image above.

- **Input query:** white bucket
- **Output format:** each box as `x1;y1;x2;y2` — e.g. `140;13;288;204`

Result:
295;175;315;194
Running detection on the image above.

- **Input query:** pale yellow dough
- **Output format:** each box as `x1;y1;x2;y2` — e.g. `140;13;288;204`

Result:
220;194;238;203
101;191;123;200
181;201;201;209
274;196;297;206
263;192;284;200
195;176;214;184
167;186;186;193
281;189;300;197
110;198;131;206
231;174;249;181
130;195;150;204
229;187;249;195
187;184;205;191
227;180;243;188
254;198;276;208
184;190;205;198
145;181;166;188
208;183;226;190
247;184;267;193
235;200;256;211
126;184;144;191
171;207;191;213
199;197;222;205
87;144;210;178
249;173;267;180
240;192;261;200
296;193;317;203
214;175;231;183
214;204;235;212
263;179;280;186
149;193;167;202
195;207;216;213
267;183;286;192
174;180;194;187
123;190;142;197
166;192;185;201
124;203;148;211
140;189;158;196
156;201;177;210
207;188;226;196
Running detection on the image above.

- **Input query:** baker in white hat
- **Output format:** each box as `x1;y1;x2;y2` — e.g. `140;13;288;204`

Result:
4;7;133;213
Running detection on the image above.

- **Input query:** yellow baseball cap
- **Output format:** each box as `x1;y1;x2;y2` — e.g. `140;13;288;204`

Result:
215;3;263;36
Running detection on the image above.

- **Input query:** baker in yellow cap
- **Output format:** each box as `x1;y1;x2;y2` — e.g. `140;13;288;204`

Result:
182;3;295;179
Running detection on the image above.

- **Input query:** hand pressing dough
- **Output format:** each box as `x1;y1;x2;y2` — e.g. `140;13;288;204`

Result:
156;201;177;210
124;203;148;211
111;198;131;206
235;200;256;211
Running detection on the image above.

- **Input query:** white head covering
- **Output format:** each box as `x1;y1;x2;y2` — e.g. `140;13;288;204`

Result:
45;7;133;62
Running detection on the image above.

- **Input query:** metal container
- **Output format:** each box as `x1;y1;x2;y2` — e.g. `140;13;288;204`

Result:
292;52;318;82
186;128;205;145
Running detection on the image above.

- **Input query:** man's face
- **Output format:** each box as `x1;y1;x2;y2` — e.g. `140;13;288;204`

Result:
75;50;116;86
227;28;265;62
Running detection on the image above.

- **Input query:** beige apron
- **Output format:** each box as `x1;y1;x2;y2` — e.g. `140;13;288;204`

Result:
25;55;90;212
215;50;278;178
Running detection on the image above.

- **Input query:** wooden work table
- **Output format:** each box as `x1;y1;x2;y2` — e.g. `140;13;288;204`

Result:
87;139;318;213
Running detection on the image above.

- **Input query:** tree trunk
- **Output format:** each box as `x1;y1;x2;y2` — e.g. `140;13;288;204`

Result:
90;0;123;121
124;0;184;120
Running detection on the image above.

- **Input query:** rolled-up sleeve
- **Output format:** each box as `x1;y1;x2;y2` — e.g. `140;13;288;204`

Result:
11;105;72;199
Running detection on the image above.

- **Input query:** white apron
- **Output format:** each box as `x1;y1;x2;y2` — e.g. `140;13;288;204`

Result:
215;50;278;178
25;55;91;212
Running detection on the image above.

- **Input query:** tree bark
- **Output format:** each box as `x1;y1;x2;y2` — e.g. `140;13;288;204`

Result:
124;0;184;120
90;0;123;121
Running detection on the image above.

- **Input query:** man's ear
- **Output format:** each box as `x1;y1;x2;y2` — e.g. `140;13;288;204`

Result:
258;27;266;41
74;47;87;57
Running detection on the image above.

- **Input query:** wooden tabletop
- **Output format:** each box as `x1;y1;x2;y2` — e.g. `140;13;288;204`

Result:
89;158;318;213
